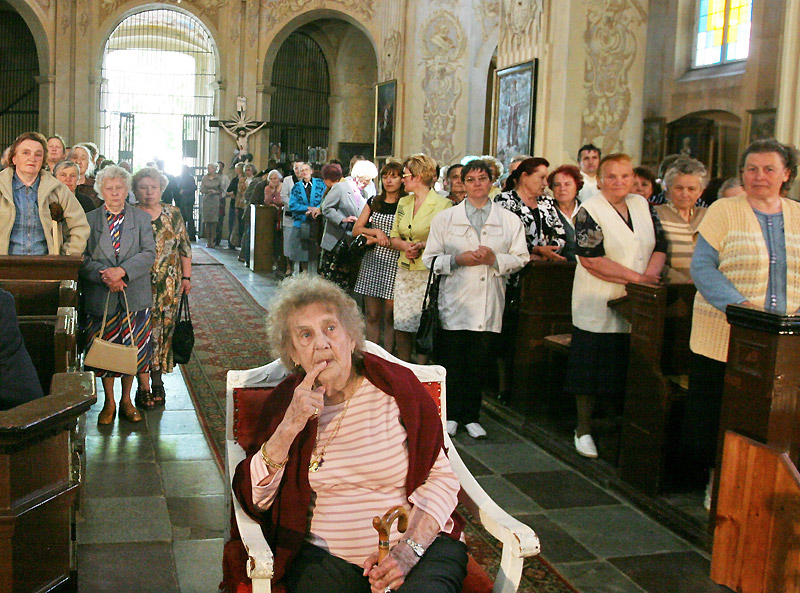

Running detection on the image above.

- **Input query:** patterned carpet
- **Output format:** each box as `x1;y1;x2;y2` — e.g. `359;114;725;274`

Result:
183;254;577;593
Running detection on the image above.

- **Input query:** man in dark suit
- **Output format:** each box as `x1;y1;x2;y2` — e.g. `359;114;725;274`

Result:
0;288;45;409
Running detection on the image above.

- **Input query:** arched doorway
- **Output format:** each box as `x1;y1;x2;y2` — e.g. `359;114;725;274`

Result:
99;8;218;174
0;1;39;147
265;17;378;169
270;32;331;164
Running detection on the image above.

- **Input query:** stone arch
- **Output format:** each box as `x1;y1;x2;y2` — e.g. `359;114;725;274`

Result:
95;2;222;78
2;0;49;75
262;9;379;162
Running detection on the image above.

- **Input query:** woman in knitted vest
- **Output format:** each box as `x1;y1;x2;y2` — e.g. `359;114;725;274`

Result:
685;138;800;509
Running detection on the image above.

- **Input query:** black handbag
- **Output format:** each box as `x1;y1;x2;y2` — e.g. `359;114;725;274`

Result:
171;292;194;364
415;256;441;356
348;233;373;259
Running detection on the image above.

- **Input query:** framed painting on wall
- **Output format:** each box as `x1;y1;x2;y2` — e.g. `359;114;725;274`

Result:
640;117;666;166
666;117;715;166
339;143;374;173
493;60;538;168
375;80;397;158
746;108;776;144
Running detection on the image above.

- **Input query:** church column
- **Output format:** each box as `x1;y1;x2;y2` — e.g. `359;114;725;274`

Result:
776;0;800;198
328;95;344;161
35;75;56;137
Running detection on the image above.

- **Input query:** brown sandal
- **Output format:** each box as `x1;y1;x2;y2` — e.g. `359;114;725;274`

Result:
151;385;166;407
134;389;157;411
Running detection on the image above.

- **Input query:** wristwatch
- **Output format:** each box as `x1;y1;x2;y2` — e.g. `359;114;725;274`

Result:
400;538;426;558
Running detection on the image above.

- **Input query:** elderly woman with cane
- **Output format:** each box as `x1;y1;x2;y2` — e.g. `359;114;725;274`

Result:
232;274;466;593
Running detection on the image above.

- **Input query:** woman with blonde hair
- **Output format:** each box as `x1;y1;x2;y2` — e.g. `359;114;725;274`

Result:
389;154;452;362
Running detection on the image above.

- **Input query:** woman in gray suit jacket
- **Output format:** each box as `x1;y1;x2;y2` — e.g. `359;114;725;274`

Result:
80;166;157;426
318;163;365;289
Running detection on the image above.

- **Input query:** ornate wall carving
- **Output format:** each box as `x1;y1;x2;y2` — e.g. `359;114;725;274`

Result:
581;0;646;153
420;9;466;164
34;0;51;10
477;0;501;41
59;0;72;34
78;0;89;35
261;0;374;30
502;0;541;41
99;0;230;24
382;30;401;80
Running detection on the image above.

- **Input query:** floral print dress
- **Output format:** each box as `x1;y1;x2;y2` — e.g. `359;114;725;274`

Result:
145;204;192;373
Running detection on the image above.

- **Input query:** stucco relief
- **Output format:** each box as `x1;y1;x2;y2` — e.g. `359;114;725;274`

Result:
340;93;374;143
581;0;646;153
261;0;374;29
34;0;51;10
78;0;89;35
502;0;541;41
382;30;401;81
100;0;230;23
59;0;71;34
230;3;241;41
420;10;466;165
477;0;500;41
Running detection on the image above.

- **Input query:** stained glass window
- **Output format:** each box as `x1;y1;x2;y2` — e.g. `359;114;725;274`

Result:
694;0;752;67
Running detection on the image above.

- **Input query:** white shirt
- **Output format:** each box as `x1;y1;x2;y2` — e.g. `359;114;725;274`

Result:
422;200;529;333
578;172;598;203
280;176;296;219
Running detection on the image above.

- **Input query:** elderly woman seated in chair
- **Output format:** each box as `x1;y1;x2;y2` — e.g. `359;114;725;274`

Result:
232;274;467;593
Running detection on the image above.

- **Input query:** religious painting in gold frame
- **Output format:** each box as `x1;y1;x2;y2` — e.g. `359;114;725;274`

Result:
493;61;538;169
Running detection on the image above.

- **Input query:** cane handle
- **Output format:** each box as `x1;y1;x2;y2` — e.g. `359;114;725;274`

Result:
372;505;409;563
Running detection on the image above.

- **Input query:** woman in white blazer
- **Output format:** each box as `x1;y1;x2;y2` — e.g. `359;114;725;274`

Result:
422;160;528;439
564;154;666;458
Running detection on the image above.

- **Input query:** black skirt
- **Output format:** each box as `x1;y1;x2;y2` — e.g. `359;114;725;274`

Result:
563;327;630;396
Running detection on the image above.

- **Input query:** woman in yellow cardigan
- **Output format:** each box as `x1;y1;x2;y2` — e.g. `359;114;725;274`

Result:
686;138;800;508
389;154;452;362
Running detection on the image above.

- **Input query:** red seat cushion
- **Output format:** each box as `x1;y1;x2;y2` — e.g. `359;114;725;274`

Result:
233;387;276;450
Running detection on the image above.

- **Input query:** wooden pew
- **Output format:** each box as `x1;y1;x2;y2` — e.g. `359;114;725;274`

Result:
249;205;276;273
18;307;79;394
613;282;696;496
0;255;82;282
710;305;800;517
510;261;576;414
711;431;800;593
0;279;78;315
0;372;96;593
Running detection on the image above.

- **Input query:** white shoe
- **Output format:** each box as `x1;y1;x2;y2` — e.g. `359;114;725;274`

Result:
574;431;598;458
465;422;487;439
446;420;458;436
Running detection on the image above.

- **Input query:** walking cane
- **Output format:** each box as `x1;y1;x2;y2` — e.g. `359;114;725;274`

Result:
372;505;409;563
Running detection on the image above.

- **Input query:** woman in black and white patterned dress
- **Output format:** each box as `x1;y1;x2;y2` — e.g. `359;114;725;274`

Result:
353;161;403;351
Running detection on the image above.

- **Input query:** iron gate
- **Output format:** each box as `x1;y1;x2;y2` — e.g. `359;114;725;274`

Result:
118;113;134;163
0;11;39;147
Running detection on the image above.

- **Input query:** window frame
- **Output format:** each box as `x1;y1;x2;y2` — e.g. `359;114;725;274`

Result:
691;0;753;69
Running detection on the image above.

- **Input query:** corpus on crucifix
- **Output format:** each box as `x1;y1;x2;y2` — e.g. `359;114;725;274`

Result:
211;96;267;164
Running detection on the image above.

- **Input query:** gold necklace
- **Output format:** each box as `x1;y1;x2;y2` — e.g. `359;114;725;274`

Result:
309;389;354;472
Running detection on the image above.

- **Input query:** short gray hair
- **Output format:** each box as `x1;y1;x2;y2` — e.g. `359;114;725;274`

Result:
266;274;365;369
66;145;95;177
94;165;132;195
132;166;168;192
663;157;708;190
717;177;743;199
52;160;79;177
267;169;283;182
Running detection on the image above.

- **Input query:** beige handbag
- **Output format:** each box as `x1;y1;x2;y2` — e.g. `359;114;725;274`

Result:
84;290;139;376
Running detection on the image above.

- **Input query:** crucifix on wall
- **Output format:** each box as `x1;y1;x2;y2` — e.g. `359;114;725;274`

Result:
210;96;268;164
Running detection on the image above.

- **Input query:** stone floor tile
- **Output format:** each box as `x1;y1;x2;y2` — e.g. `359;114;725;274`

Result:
153;433;215;461
515;513;596;564
555;560;646;593
506;470;620;509
146;410;204;435
78;542;179;593
83;461;163;498
451;446;492;477
466;443;567;474
546;505;690;559
78;497;171;544
609;551;729;593
173;539;225;593
452;415;525;447
475;475;542;515
160;460;225;497
85;434;156;465
167;496;227;540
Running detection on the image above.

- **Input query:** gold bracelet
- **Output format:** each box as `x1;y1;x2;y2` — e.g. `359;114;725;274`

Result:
260;442;287;470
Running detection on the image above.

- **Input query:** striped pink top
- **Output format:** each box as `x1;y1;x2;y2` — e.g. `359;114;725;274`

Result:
249;378;460;565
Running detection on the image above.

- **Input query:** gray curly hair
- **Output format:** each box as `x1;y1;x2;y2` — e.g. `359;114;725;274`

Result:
663;157;708;190
94;165;132;195
132;166;168;192
266;274;365;370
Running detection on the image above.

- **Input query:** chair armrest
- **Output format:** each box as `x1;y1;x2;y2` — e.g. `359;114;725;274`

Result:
226;441;274;582
445;435;540;593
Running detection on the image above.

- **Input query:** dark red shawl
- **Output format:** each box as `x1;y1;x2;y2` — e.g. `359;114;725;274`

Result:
231;352;463;583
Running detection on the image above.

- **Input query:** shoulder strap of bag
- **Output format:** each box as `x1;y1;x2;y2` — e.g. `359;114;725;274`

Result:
421;256;439;309
99;289;136;343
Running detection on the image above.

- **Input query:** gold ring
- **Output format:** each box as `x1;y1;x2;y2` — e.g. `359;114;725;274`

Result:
313;407;319;416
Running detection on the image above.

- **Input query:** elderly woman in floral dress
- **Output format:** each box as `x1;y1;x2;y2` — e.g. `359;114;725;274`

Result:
133;167;192;407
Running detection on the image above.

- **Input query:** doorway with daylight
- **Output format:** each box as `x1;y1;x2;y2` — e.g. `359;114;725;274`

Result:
99;8;218;177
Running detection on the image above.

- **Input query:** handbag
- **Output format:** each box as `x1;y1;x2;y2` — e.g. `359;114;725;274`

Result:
349;221;375;259
84;290;138;375
172;292;194;364
415;256;441;356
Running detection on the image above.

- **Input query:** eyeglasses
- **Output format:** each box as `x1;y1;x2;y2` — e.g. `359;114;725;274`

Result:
402;173;413;178
464;176;490;183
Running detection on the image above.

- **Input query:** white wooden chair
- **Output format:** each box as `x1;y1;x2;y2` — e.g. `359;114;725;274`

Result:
224;341;540;593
